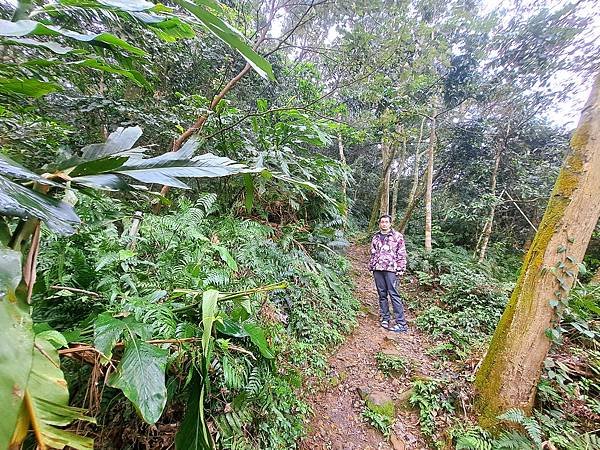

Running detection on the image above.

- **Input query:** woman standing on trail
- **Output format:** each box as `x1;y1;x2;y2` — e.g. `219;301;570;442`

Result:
368;214;409;333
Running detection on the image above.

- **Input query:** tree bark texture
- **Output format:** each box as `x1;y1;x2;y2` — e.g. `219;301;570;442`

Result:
380;141;392;216
368;139;398;230
424;113;437;254
406;117;426;209
475;73;600;427
338;131;348;223
391;132;407;221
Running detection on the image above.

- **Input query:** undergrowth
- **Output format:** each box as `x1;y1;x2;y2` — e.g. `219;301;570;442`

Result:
34;194;359;449
404;237;600;449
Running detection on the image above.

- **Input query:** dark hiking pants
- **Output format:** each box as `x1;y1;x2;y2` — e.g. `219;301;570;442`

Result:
373;270;407;326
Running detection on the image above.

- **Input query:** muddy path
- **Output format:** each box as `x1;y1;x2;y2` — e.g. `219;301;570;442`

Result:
300;244;437;450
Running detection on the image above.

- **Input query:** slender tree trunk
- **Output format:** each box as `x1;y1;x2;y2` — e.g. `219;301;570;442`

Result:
338;132;347;200
391;176;400;221
391;131;407;221
475;73;600;427
368;141;397;230
380;141;392;216
397;181;426;233
406;117;426;209
338;131;348;224
424;112;437;253
477;145;503;262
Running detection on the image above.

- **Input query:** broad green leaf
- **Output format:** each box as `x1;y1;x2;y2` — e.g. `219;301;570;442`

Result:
70;156;129;177
74;59;151;89
109;150;244;188
56;0;194;42
15;337;95;450
36;330;68;349
230;304;250;322
28;338;71;418
121;316;153;341
81;126;143;160
65;131;244;191
0;19;146;56
94;313;152;362
175;370;212;450
97;0;154;10
174;0;274;80
214;245;238;271
242;323;274;359
70;173;134;191
78;152;243;189
2;37;75;54
215;317;248;338
0;77;61;97
201;290;219;358
130;13;195;42
0;175;80;235
0;250;33;450
93;313;126;361
0;154;61;186
108;339;169;424
130;152;242;179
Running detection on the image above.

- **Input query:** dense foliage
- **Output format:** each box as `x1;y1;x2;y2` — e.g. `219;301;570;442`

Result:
1;0;599;449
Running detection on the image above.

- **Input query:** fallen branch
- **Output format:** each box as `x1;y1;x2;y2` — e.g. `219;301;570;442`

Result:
58;338;257;360
51;285;101;298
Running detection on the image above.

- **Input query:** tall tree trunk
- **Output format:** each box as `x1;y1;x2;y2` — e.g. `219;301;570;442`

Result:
391;176;400;221
391;131;407;221
398;118;426;232
398;181;425;233
477;145;503;262
406;117;426;209
424;112;437;253
380;141;392;216
475;73;600;427
368;141;397;230
338;131;348;224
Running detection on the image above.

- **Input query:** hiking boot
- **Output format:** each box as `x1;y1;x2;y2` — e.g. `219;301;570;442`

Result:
389;324;408;333
380;320;390;329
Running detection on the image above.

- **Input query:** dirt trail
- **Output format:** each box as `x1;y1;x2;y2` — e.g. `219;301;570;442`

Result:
300;244;435;450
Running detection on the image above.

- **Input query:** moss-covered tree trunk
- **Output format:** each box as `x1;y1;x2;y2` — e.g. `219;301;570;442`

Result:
475;73;600;427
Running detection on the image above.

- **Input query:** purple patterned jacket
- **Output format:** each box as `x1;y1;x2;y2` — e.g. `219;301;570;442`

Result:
368;229;407;274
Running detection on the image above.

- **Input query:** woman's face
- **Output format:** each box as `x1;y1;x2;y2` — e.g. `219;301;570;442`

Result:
379;217;391;232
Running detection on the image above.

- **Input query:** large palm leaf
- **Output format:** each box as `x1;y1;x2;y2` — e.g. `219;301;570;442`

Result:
1;126;245;236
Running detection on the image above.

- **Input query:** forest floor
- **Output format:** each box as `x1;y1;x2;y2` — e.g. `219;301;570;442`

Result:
300;244;437;450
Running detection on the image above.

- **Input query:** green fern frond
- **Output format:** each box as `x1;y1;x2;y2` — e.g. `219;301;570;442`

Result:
498;408;542;446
